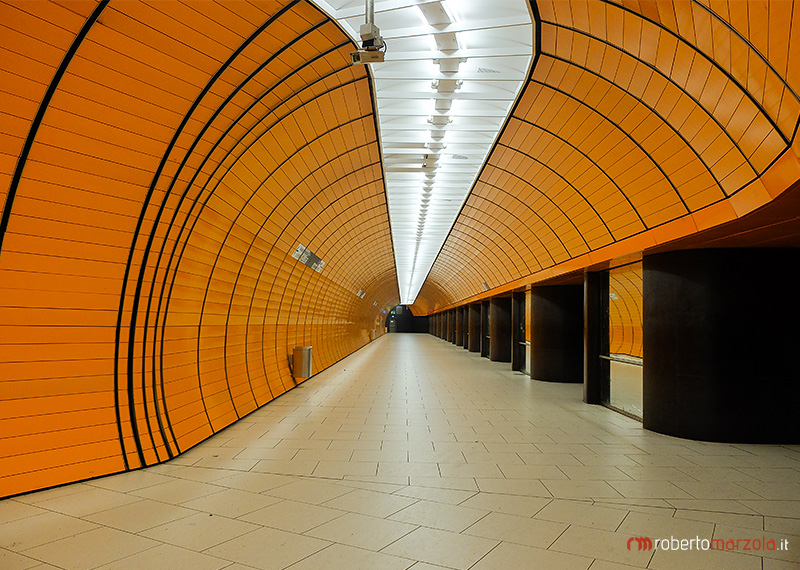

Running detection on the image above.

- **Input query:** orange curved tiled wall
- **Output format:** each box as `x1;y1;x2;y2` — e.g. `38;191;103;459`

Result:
0;0;398;498
608;263;643;359
415;0;800;312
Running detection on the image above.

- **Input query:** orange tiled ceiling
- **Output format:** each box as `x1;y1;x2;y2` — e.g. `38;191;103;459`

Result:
414;0;800;312
0;0;397;497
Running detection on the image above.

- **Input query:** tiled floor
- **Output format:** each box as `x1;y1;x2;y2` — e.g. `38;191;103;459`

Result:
2;334;799;570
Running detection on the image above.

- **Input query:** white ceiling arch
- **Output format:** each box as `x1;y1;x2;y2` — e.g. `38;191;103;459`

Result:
314;0;534;304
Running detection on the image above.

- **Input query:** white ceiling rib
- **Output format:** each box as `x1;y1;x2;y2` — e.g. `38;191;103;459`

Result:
315;0;534;305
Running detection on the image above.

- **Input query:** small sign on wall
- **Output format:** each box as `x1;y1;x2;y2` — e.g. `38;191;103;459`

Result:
292;244;325;273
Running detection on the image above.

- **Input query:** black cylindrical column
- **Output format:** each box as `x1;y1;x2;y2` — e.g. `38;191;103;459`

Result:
643;249;800;443
468;304;481;352
490;297;512;362
531;285;583;382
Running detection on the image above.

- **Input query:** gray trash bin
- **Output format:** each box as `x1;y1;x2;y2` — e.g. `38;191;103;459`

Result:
292;346;312;379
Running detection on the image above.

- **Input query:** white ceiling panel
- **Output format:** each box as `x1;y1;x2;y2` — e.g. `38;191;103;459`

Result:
314;0;534;304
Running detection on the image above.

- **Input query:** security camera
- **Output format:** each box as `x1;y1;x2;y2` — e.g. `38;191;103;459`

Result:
351;50;384;64
351;0;385;65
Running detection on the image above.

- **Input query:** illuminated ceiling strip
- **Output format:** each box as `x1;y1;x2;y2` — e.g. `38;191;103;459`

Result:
315;0;534;305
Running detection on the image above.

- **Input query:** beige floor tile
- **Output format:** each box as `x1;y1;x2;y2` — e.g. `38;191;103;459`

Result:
738;500;800;518
343;474;411;486
284;543;414;570
1;511;98;551
463;451;524;464
181;487;282;517
264;479;353;504
617;511;714;540
381;441;435;452
734;481;800;500
239;499;345;533
534;443;594;454
666;498;762;515
312;460;379;478
648;544;761;570
93;543;229;570
558;465;633;481
713;524;797;562
210;471;295;493
321;488;417;517
328;440;382;452
518;452;583;466
274;438;332;450
141;511;259;550
389;499;487;532
463;511;566;548
350;449;408;462
154;465;238;483
393;485;477;505
0;549;42;570
251;459;320;476
131;479;225;505
543;479;624;499
408;450;466;464
586;560;648;570
204;526;330;570
627;455;699;468
475;477;551;497
381;526;499;569
608;481;694;500
233;447;299;461
670;481;765;500
470;541;592;570
617;466;699;481
0;501;48;525
673;509;764;530
765;516;800;537
458;492;550;517
499;464;569;480
379;462;442;477
22;526;158;570
409;476;479;491
763;560;800;570
293;449;354;462
306;512;416;551
550;525;654;566
192;457;259;471
736;467;800;483
85;498;196;533
434;442;488;453
573;454;643;467
483;442;539;454
30;486;141;518
438;462;504;478
534;499;627;531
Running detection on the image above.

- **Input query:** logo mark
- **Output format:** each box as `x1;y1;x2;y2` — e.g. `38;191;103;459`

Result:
627;537;653;551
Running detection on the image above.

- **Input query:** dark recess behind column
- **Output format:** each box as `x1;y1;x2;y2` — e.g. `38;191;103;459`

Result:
468;304;481;352
490;297;512;362
531;285;583;382
511;291;526;371
584;272;607;404
389;306;429;333
455;307;464;346
480;301;490;357
643;248;800;443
